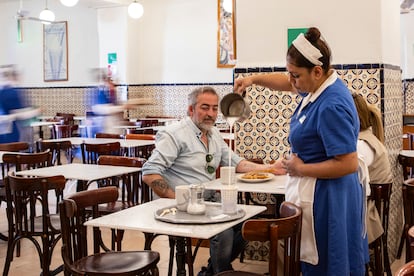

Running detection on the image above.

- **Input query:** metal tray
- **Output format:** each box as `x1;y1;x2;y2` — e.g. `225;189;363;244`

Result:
154;202;245;224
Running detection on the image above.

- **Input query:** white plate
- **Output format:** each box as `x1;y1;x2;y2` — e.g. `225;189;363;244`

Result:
237;173;274;183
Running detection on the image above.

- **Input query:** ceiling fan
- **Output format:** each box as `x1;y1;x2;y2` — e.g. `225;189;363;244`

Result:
15;0;54;24
401;0;414;14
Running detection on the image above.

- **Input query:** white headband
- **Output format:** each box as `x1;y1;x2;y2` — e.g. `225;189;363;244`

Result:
292;33;323;66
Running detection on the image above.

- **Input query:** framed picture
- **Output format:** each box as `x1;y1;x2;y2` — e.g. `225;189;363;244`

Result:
217;0;236;68
43;21;68;81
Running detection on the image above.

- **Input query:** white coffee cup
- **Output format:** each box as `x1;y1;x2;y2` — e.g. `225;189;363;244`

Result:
221;185;238;214
220;166;236;185
175;185;190;211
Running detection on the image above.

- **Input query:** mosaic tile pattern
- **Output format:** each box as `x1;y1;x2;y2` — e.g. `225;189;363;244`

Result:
404;80;414;114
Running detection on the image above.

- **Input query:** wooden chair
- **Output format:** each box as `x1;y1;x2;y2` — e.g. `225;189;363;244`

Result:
395;260;414;276
125;133;156;159
398;178;414;261
399;154;414;180
81;141;121;165
95;132;124;139
49;124;79;139
97;155;148;250
59;186;160;276
0;141;30;241
3;172;66;276
367;182;392;276
215;201;302;276
36;140;74;165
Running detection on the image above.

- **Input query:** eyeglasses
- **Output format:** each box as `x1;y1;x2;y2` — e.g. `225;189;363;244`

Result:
205;154;215;174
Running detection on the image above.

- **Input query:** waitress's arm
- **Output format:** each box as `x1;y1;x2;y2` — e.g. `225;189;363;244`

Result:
282;152;358;178
234;73;295;94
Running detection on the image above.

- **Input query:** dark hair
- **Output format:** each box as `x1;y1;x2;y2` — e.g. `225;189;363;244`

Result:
287;27;331;73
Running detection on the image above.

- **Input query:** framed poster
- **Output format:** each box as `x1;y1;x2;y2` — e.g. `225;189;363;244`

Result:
217;0;236;68
43;21;68;81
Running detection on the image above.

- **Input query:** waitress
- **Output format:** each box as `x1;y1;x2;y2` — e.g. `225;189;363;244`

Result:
234;27;369;275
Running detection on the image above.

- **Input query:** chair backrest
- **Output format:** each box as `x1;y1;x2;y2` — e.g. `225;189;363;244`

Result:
95;132;124;139
125;133;156;140
369;182;392;235
59;186;119;267
395;260;414;276
0;142;29;152
49;124;78;139
241;201;302;276
97;155;150;203
36;140;74;165
403;178;414;261
55;113;76;126
2;150;53;178
399;154;414;180
81;142;121;164
5;171;66;238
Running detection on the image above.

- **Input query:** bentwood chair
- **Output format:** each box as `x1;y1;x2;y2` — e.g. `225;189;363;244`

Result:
59;186;160;276
398;178;414;261
125;133;156;159
36;140;74;166
367;182;393;276
81;142;122;165
215;201;302;276
49;124;79;139
95;132;124;139
3;172;66;276
0;142;30;241
399;154;414;181
97;155;148;250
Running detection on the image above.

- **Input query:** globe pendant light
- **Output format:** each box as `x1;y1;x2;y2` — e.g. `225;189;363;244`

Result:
128;1;144;19
39;0;55;24
60;0;79;7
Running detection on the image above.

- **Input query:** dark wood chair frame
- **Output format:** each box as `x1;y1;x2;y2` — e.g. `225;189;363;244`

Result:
3;172;66;276
59;186;160;276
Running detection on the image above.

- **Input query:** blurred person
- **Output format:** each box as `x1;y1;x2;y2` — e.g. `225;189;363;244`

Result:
234;27;368;275
142;86;286;275
353;93;392;244
0;65;39;144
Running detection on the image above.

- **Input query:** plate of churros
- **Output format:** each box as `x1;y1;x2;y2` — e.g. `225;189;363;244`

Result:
237;171;274;183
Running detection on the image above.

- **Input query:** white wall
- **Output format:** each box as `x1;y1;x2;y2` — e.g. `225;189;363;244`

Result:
401;12;414;78
0;0;406;86
0;0;99;86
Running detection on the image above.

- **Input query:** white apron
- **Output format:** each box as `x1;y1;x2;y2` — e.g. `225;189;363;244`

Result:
285;175;318;265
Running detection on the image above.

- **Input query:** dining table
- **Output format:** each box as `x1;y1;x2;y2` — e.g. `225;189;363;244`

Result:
84;198;266;276
400;149;414;158
29;121;56;139
16;163;141;191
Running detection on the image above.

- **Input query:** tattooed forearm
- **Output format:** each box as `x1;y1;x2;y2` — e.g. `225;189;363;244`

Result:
151;178;173;197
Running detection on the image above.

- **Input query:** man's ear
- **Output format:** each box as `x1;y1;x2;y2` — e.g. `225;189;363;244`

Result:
188;105;194;116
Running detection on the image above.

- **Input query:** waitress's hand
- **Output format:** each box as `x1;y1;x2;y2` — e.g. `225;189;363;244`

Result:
268;159;287;175
234;77;253;94
281;153;304;177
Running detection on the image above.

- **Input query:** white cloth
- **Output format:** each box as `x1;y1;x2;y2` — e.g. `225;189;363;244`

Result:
292;33;323;66
285;175;318;265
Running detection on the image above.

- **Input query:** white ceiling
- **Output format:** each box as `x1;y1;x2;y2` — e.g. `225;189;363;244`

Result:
0;0;131;9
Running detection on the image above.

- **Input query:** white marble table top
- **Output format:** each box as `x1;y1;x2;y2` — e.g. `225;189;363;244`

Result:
42;137;154;148
30;121;56;127
16;163;141;182
205;173;287;194
400;150;414;158
84;198;266;239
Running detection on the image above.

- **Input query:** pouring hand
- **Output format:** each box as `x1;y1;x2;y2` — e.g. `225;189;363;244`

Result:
234;77;253;94
268;159;287;175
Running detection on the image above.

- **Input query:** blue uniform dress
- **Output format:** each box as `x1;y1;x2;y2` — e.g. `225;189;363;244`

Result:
0;86;25;143
289;78;369;275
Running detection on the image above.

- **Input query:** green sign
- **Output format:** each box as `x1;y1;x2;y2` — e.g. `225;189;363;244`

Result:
107;53;117;64
287;28;308;48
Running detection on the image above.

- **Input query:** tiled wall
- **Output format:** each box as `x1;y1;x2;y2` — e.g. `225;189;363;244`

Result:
21;63;404;262
404;79;414;114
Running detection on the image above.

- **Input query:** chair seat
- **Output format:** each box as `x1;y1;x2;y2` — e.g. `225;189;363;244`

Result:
95;201;132;214
73;251;160;275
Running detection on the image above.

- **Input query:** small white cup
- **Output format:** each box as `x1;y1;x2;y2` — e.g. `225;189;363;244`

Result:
220;166;236;185
175;185;190;212
221;185;238;214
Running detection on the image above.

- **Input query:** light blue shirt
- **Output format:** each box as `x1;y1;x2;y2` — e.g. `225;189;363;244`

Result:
142;117;242;193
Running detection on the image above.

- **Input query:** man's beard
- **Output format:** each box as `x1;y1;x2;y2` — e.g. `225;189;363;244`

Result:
196;118;215;132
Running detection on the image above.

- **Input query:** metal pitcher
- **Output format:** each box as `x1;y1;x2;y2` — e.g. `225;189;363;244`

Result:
220;93;251;120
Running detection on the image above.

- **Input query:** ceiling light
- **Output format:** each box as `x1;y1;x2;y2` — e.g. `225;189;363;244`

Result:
39;0;55;24
60;0;79;7
128;1;144;19
39;8;55;24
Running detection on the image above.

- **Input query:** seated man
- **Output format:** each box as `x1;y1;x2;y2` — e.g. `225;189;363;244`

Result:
142;86;285;275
